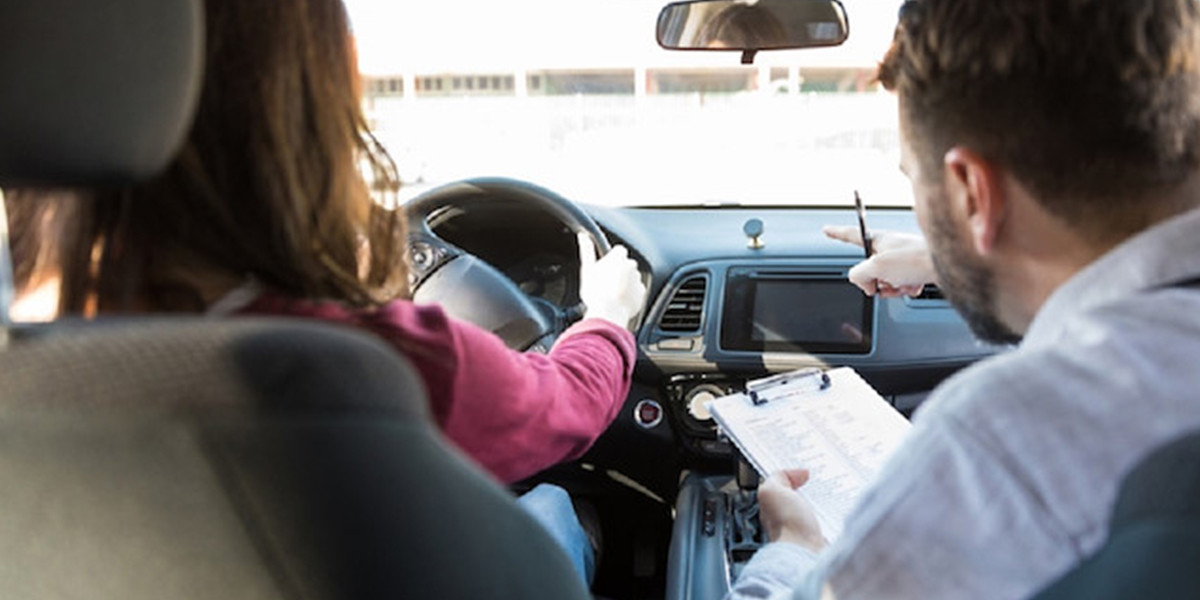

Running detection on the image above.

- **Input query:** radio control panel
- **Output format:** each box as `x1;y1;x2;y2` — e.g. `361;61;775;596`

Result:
663;373;748;457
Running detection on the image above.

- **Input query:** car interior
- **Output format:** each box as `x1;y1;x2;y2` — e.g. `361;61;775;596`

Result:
2;0;1198;599
0;1;590;599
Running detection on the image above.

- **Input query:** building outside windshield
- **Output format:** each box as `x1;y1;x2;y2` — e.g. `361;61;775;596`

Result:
345;0;908;208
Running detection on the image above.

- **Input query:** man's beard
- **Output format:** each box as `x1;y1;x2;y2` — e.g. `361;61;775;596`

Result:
926;197;1023;346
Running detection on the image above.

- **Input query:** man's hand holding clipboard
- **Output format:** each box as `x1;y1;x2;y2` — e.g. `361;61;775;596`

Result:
707;367;911;544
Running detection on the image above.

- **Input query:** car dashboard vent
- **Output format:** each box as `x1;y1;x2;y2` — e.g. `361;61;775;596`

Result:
659;276;707;332
915;284;944;300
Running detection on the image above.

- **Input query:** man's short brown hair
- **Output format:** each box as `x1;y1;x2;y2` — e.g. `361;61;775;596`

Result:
879;0;1200;234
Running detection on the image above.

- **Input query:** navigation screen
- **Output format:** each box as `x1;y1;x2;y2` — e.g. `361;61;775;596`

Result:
751;280;867;344
722;272;873;354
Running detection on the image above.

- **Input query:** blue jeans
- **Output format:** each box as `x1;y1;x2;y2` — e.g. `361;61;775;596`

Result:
517;483;595;585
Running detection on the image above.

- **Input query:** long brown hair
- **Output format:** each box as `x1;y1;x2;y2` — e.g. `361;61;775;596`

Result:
36;0;407;314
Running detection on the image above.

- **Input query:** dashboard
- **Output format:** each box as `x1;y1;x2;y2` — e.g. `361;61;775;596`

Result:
588;205;997;600
427;195;1001;600
430;199;998;468
605;208;995;468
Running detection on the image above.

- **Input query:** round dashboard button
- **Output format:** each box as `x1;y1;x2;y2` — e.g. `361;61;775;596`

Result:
634;399;663;429
685;384;725;422
409;241;436;271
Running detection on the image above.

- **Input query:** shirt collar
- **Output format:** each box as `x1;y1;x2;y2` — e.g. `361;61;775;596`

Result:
1024;206;1200;347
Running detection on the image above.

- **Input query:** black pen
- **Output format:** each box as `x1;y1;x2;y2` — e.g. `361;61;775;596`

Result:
854;190;874;257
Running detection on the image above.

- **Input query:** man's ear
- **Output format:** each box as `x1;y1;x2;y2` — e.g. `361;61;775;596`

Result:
943;147;1006;255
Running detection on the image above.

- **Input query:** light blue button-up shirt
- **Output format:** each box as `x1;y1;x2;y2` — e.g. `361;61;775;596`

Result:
729;206;1200;600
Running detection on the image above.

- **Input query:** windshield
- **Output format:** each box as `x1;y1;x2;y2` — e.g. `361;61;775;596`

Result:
345;0;908;207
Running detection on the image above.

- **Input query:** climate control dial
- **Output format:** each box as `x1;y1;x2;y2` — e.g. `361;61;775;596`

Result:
685;384;726;422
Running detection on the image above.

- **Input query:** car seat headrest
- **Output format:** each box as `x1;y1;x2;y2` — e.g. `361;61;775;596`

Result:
0;0;202;186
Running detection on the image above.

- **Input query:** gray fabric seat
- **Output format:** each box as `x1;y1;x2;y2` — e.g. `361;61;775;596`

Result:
1030;429;1200;600
0;0;590;598
0;319;590;599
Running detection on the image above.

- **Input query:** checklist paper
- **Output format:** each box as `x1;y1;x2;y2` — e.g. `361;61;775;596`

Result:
708;367;911;542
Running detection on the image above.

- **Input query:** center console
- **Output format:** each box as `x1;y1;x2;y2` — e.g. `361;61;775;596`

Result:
657;261;878;459
647;260;994;600
665;473;767;600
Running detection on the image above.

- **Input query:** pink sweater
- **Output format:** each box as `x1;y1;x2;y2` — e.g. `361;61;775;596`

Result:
240;294;637;483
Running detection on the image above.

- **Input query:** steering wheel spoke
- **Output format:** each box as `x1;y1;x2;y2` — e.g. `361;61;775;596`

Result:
405;177;611;351
407;233;463;290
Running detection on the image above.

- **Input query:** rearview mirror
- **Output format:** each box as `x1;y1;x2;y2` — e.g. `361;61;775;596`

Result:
657;0;849;57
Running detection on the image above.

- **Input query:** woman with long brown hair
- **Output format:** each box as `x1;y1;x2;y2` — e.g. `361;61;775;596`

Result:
5;0;643;584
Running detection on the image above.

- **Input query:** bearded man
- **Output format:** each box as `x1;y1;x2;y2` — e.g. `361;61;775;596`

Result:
729;1;1200;598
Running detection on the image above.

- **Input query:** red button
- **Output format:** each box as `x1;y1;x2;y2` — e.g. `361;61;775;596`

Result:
634;400;663;428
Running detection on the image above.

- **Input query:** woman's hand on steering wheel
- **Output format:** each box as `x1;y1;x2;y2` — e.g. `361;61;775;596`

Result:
577;232;646;329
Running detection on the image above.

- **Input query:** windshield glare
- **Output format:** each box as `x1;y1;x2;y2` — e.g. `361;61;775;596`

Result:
346;0;910;207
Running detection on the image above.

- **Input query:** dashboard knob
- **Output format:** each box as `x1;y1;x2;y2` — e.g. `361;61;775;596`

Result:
685;384;726;421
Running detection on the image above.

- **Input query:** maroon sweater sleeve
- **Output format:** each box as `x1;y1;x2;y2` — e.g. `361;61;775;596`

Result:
239;296;636;484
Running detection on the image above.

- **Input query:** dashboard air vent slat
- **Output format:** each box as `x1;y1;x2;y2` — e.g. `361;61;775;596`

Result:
659;276;707;332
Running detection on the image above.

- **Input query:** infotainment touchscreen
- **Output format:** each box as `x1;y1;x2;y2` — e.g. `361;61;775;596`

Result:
721;268;873;354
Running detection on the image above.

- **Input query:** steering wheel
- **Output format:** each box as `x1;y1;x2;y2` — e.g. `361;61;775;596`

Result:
405;177;612;351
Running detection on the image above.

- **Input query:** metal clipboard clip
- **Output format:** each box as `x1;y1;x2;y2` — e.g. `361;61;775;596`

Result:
745;367;831;406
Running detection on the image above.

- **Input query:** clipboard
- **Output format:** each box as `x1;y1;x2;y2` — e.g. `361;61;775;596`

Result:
707;366;911;542
745;367;831;406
